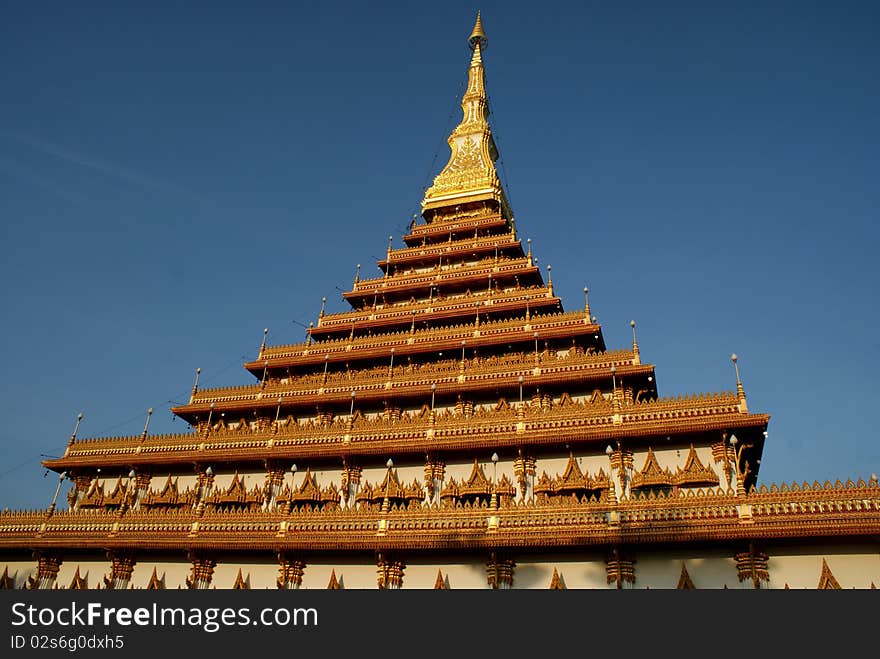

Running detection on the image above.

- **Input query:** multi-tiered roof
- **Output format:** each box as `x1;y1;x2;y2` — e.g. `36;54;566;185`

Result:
2;15;878;590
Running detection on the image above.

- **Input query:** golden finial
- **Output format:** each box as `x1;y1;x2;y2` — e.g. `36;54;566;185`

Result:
546;265;553;296
422;12;510;218
630;320;640;365
583;287;591;321
354;264;361;285
190;368;201;401
731;353;748;412
68;412;84;446
319;296;326;318
468;11;487;50
259;328;268;355
141;408;153;441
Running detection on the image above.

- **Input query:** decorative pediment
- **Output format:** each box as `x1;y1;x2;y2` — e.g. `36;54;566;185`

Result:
631;448;673;489
292;469;322;503
327;569;343;590
142;475;195;509
68;567;88;590
672;445;719;487
557;453;585;492
77;482;106;509
534;471;554;495
146;567;165;590
677;562;695;589
495;474;516;498
208;472;263;509
817;559;841;590
460;458;491;496
403;479;426;501
376;468;405;500
434;569;449;590
439;478;459;501
549;568;566;590
103;477;127;507
590;468;611;491
232;568;250;590
0;567;15;589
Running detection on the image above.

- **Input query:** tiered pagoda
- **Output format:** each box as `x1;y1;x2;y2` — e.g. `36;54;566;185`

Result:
1;14;878;590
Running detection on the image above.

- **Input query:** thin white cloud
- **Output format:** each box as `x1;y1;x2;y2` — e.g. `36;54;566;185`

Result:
0;130;213;206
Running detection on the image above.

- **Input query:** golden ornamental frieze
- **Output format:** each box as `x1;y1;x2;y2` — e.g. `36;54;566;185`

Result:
187;349;644;409
315;285;554;329
260;309;595;361
51;397;768;469
381;234;519;266
349;256;535;293
2;481;877;550
405;212;504;239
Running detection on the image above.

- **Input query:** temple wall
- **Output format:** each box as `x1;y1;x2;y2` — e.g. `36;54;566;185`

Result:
212;559;278;590
1;560;36;588
4;542;878;589
404;561;487;589
131;559;191;589
632;549;739;589
299;562;377;590
55;559;110;590
513;554;609;589
763;544;880;589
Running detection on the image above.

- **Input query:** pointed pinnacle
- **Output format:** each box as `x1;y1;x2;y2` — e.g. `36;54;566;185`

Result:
468;11;487;50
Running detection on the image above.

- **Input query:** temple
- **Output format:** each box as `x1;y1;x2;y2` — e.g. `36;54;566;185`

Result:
1;14;878;590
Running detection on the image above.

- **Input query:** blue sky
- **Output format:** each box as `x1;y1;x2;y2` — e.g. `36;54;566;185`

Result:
1;1;878;510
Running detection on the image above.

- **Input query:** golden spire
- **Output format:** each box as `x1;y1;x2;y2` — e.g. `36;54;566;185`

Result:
422;13;511;218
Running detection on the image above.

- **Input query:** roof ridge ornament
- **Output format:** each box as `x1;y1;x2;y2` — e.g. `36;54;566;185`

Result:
421;13;512;219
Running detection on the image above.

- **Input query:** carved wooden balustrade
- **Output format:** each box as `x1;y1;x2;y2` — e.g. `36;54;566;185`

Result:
189;348;644;410
255;310;599;366
2;479;876;550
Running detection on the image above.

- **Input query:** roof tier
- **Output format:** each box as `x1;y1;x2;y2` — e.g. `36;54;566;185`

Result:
53;392;764;470
309;287;561;338
175;350;654;422
249;310;603;372
378;233;523;270
4;479;877;551
343;257;543;305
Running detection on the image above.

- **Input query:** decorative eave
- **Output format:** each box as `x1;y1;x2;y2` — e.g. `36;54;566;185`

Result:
251;311;603;371
403;212;508;245
2;479;877;552
178;353;653;419
48;395;769;471
310;287;561;337
344;258;542;302
378;234;522;270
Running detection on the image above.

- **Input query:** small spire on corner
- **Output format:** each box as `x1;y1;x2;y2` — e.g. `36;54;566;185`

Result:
731;353;748;412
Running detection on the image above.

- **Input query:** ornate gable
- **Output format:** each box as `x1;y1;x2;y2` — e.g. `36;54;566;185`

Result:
68;567;88;590
631;448;673;489
327;569;343;590
673;445;719;487
817;559;841;590
461;458;490;496
0;567;15;589
232;568;250;590
146;567;165;590
549;567;566;590
677;562;696;589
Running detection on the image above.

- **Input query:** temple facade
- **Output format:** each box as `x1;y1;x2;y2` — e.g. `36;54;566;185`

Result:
1;14;878;590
